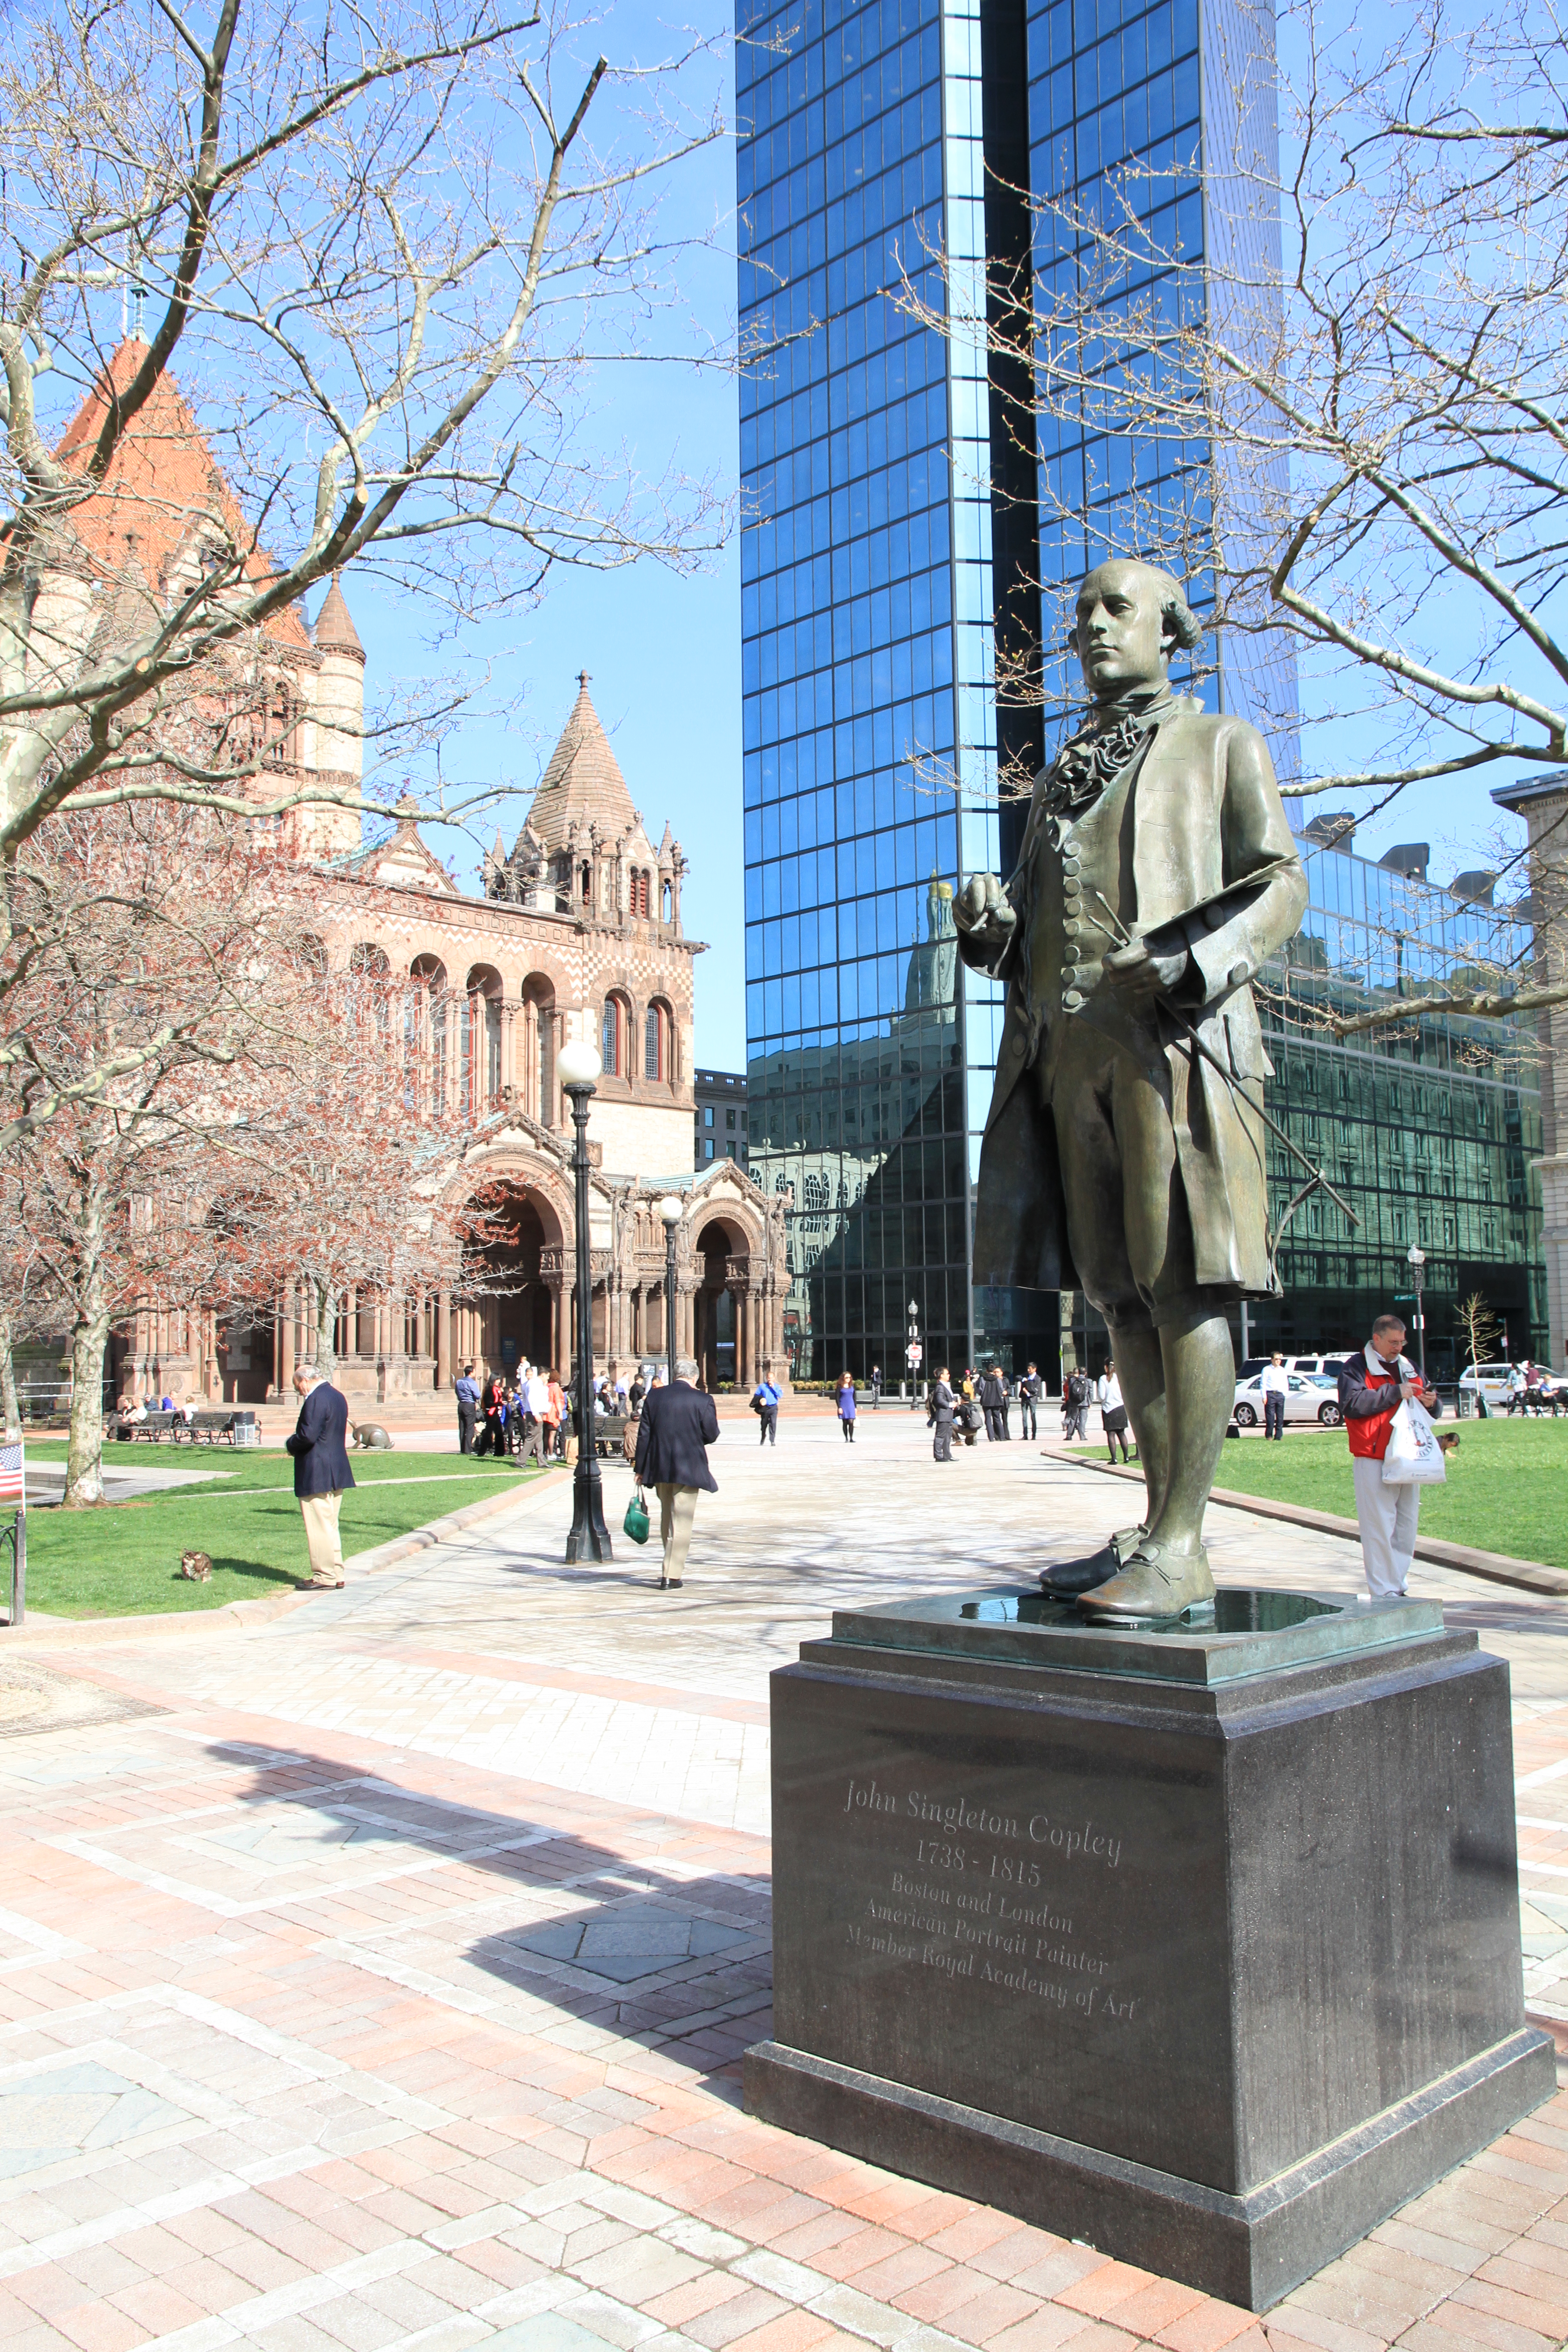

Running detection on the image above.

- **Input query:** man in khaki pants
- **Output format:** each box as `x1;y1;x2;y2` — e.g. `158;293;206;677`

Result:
285;1364;355;1588
632;1374;720;1590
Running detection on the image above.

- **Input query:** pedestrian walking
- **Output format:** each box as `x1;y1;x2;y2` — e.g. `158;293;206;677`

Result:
870;1364;882;1408
836;1371;858;1442
1098;1361;1131;1463
1340;1314;1441;1597
453;1363;480;1455
1261;1353;1288;1441
1018;1363;1040;1441
928;1366;956;1461
752;1373;780;1445
633;1373;720;1589
980;1364;1009;1441
285;1363;355;1589
1063;1365;1091;1441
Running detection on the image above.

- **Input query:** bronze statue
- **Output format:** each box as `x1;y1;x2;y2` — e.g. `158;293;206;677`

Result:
956;560;1307;1622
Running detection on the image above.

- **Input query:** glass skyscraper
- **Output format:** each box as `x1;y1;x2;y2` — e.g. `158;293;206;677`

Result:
737;0;1544;1381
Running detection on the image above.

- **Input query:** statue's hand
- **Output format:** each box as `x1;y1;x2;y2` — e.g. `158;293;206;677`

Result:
1103;938;1189;999
956;873;1017;958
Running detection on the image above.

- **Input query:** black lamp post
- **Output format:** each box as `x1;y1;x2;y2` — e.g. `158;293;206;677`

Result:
559;1039;611;1562
658;1195;683;1387
1407;1242;1427;1382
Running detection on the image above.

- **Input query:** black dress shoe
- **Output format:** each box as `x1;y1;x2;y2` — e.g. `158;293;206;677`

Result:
1039;1549;1119;1597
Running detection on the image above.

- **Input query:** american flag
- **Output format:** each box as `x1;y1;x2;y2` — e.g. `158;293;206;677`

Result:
0;1442;23;1505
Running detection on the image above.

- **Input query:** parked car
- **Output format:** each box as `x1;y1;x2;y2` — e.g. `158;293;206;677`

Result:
1458;1363;1513;1409
1233;1372;1343;1428
1238;1352;1355;1382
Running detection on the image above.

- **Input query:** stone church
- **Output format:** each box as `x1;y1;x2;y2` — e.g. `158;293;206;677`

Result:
35;339;789;1406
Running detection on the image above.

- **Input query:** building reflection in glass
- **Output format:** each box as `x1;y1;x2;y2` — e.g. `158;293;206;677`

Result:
748;874;970;1381
1252;840;1545;1367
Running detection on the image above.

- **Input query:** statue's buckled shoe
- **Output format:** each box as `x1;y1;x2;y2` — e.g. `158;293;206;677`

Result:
1039;1521;1148;1599
1074;1540;1216;1625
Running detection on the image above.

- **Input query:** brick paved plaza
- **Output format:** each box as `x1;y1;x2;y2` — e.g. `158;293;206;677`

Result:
0;1416;1565;2352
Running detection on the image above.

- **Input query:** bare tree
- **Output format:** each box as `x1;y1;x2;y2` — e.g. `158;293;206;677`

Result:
218;965;509;1376
900;0;1568;1033
1455;1290;1503;1372
3;803;318;1501
0;0;725;1072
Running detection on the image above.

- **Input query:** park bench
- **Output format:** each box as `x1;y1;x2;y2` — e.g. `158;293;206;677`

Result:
112;1408;256;1447
592;1412;630;1458
114;1411;180;1442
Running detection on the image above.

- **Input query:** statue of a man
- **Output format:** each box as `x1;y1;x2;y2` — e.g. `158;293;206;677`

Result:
956;560;1307;1622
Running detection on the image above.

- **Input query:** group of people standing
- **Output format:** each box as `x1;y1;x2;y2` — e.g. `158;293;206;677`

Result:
925;1361;1134;1463
452;1362;570;1464
924;1363;1045;1459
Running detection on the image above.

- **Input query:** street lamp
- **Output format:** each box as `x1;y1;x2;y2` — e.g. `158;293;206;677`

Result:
1406;1241;1427;1382
906;1294;921;1409
558;1038;611;1563
658;1195;684;1389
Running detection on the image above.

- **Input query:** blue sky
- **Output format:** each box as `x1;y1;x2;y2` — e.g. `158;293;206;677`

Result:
338;0;1533;1076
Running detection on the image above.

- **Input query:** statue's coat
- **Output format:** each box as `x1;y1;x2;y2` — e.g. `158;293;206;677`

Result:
960;700;1308;1299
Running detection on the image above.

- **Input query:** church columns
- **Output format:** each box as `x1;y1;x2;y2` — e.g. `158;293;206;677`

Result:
547;1275;568;1375
279;1284;295;1394
436;1289;451;1389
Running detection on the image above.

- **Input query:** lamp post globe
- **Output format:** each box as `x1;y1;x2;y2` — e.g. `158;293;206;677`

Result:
559;1037;609;1562
658;1195;684;1390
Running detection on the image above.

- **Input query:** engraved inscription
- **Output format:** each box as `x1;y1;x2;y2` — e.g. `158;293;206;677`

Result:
837;1775;1140;2022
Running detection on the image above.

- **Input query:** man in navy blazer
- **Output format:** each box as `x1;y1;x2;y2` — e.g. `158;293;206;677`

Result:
632;1377;719;1590
285;1365;355;1587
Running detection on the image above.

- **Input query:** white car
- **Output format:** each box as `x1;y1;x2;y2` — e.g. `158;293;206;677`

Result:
1233;1372;1343;1429
1458;1363;1514;1408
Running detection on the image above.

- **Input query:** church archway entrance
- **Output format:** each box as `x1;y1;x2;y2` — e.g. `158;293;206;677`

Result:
455;1183;562;1376
694;1216;752;1391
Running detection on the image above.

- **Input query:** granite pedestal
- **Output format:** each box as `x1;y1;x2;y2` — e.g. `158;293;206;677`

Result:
744;1590;1554;2310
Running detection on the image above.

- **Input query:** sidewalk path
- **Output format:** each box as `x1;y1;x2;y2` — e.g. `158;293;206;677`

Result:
0;1416;1563;2352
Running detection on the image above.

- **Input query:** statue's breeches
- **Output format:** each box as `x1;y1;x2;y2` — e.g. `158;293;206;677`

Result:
1042;1020;1247;1331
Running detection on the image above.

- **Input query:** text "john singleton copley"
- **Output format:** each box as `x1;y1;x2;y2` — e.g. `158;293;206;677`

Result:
841;1779;1122;1870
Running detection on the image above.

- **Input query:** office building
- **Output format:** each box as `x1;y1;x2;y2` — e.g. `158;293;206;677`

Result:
695;1069;750;1167
737;0;1547;1380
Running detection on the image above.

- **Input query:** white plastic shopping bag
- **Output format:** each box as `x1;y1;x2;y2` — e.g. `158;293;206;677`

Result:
1382;1398;1446;1486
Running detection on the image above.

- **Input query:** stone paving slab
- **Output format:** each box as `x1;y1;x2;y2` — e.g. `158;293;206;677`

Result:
0;1416;1563;2352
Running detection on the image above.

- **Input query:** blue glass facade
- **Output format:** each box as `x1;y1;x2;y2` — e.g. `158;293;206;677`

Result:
738;0;1540;1382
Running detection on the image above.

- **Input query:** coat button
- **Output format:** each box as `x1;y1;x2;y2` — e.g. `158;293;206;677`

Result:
1063;919;1079;939
1064;988;1083;1009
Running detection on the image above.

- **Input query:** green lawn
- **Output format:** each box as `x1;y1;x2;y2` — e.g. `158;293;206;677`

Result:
1208;1417;1568;1568
15;1445;544;1617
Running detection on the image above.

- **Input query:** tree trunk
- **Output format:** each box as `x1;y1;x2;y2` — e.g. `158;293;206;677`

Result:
64;1304;112;1507
311;1279;336;1377
0;1313;20;1439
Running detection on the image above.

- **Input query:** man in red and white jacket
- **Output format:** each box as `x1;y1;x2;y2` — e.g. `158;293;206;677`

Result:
1337;1314;1442;1597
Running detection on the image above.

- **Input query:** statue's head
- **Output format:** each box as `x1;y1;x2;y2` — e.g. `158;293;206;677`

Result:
1073;559;1201;702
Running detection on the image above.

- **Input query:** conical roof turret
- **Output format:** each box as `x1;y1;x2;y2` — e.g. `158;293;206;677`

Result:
314;573;363;660
519;671;639;855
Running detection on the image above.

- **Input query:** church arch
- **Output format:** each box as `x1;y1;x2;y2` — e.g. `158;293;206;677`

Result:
520;971;557;1127
462;964;504;1110
644;996;674;1084
601;990;634;1079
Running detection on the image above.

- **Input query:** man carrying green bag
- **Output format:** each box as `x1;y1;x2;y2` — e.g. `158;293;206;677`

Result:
632;1375;720;1589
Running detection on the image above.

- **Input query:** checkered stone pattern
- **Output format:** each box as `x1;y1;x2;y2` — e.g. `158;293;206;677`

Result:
0;1421;1564;2352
